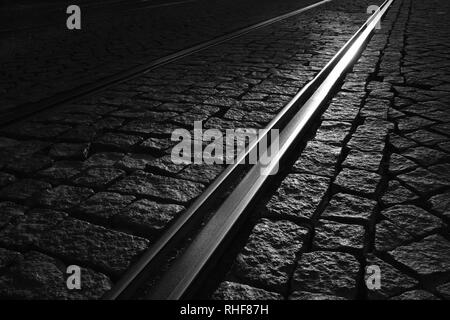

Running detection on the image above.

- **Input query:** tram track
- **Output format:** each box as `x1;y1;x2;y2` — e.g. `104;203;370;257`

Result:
102;0;395;300
1;0;449;302
0;0;326;125
0;0;199;33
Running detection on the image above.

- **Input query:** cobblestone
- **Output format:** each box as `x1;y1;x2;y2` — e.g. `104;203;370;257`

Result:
38;218;149;276
292;141;341;177
342;150;383;172
212;281;283;300
265;174;330;220
314;121;352;146
0;179;51;203
288;291;346;300
3;0;450;300
0;208;149;276
4;0;379;299
321;193;377;224
83;152;125;168
0;209;68;249
231;219;308;294
388;234;450;278
347;130;386;153
381;180;419;206
313;220;365;251
0;202;27;228
0;248;21;270
389;133;417;150
211;0;450;301
76;192;136;222
0;172;15;188
375;220;415;252
290;251;359;299
115;154;156;172
114;199;185;236
35;185;95;210
388;153;418;174
436;282;450;299
49;143;90;160
334;168;381;197
405;130;448;146
2;0;325;112
5;154;53;175
109;171;204;204
429;191;450;219
176;165;224;184
37;161;83;184
381;205;444;237
0;251;112;299
73;167;126;189
390;290;439;300
401;146;449;167
94;133;144;151
365;254;418;300
397;168;449;195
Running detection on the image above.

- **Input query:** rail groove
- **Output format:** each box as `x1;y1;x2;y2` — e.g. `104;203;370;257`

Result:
103;0;394;300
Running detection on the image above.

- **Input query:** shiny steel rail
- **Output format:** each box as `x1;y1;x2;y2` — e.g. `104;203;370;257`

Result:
103;0;394;300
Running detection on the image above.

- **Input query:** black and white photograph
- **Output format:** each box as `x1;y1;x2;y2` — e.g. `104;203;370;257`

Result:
0;0;449;310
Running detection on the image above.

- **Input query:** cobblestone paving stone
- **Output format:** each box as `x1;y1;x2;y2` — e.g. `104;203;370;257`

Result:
214;0;450;300
0;0;388;299
231;219;309;295
1;0;319;113
212;281;283;300
0;250;112;299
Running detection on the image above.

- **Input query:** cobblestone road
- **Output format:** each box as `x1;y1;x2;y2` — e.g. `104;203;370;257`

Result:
0;0;386;299
213;0;450;300
1;0;319;114
1;0;449;300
